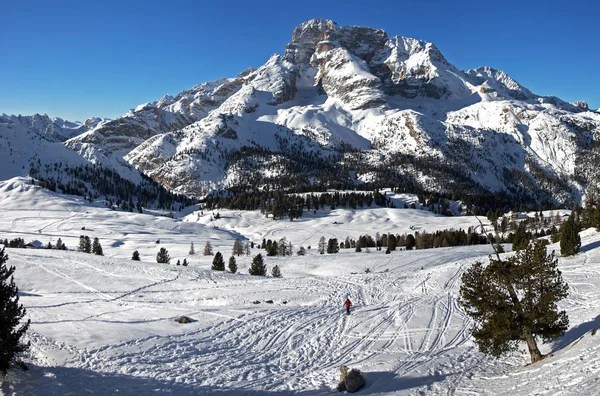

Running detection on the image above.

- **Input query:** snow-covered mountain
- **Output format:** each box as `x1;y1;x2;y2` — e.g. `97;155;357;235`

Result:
5;19;600;206
0;114;103;181
120;19;600;204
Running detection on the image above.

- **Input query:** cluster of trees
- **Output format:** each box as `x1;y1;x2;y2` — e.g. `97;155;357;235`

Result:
312;228;491;255
202;189;389;220
29;163;195;211
77;236;103;256
260;238;293;257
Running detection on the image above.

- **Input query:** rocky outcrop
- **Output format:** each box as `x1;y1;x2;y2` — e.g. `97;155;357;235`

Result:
318;48;386;109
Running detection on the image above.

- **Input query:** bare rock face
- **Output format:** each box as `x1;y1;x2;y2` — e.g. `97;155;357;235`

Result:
336;365;366;393
574;101;589;111
318;48;386;109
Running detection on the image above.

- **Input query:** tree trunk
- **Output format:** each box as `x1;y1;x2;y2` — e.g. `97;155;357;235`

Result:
524;333;543;363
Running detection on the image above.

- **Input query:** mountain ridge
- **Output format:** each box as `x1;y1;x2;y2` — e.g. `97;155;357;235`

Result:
2;19;600;208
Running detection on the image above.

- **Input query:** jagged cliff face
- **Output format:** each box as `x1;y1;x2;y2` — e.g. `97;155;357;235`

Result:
9;19;598;205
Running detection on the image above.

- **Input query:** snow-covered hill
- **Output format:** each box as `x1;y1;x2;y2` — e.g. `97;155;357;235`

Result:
1;177;600;395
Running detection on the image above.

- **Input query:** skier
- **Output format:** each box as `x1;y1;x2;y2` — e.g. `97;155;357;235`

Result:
344;298;352;315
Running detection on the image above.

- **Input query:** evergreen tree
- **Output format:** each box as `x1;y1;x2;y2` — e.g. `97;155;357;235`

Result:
92;237;103;256
388;234;397;251
228;256;237;273
459;240;569;363
78;236;88;253
297;246;306;256
271;265;282;278
355;239;362;252
232;239;244;256
249;253;267;276
267;241;278;257
182;258;188;266
326;238;339;254
318;236;326;254
156;247;170;264
176;259;181;266
203;241;213;256
131;250;140;261
0;248;30;374
84;236;91;253
212;252;225;271
46;241;53;249
405;234;416;250
592;204;600;231
245;242;251;256
560;214;581;257
55;238;65;250
189;242;195;255
512;222;530;252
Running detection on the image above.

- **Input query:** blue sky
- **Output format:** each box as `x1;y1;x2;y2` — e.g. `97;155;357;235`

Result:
1;0;598;121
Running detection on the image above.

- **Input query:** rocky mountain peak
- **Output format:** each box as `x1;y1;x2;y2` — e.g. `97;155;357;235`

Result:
573;101;589;111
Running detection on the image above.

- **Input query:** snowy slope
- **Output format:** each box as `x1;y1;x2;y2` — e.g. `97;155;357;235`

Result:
1;178;600;395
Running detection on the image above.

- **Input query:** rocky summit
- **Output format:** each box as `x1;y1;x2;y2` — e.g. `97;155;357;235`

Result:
4;19;600;206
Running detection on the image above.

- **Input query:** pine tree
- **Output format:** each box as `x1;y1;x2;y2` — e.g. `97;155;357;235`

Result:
232;239;244;256
189;242;195;255
92;238;103;256
512;222;530;252
228;256;237;273
560;214;581;257
55;238;65;250
318;236;326;254
78;235;87;252
592;204;600;231
132;250;140;261
405;234;416;250
249;253;267;276
0;248;30;374
182;258;188;266
212;252;225;271
297;246;306;256
176;259;181;266
156;247;170;264
355;239;362;252
459;240;569;363
326;238;339;254
203;241;213;256
245;242;251;256
84;236;91;253
271;265;282;278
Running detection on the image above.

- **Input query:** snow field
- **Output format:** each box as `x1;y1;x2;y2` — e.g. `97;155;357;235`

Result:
1;178;600;395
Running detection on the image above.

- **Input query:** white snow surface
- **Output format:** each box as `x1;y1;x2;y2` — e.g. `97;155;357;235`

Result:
1;178;600;395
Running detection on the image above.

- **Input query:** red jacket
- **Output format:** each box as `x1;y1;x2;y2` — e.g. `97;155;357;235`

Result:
344;300;352;308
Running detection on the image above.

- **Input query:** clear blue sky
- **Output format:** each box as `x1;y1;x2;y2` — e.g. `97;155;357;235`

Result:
1;0;598;121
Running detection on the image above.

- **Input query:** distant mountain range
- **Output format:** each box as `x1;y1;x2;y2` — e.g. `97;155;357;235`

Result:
2;19;600;208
